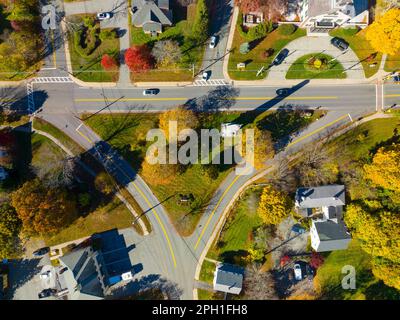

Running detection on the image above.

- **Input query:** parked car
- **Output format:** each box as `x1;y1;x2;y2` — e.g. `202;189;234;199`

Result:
330;37;349;51
38;289;55;299
209;36;218;49
393;74;400;82
273;48;289;65
291;224;306;234
202;71;210;80
97;12;111;20
33;247;49;257
293;263;302;281
276;88;290;96
142;88;159;96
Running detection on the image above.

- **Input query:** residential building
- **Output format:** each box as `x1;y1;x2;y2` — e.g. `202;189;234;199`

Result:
295;185;351;252
298;0;369;31
131;0;173;35
213;263;243;295
221;123;242;138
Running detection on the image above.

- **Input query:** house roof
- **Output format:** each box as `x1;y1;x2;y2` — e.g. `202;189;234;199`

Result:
295;185;345;208
307;0;334;17
214;264;243;294
313;220;351;242
132;0;172;27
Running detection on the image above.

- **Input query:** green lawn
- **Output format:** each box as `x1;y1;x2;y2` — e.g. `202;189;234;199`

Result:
286;53;346;79
314;240;400;300
329;28;382;78
228;26;306;80
207;187;264;263
130;4;204;82
384;50;400;72
199;259;216;284
67;15;120;82
32;118;85;155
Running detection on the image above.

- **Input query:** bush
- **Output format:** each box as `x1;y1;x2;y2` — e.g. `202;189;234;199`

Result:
239;42;250;54
261;48;274;59
99;29;117;41
73;28;99;58
278;24;296;35
83;16;95;28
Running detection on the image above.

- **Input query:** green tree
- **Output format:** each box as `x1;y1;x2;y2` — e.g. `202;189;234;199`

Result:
0;203;22;259
192;0;209;42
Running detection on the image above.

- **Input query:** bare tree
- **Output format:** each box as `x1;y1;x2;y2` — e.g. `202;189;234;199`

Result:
243;263;278;300
151;40;182;68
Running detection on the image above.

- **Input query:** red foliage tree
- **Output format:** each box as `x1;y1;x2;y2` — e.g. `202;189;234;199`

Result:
280;255;291;268
309;252;325;269
101;54;118;70
124;45;153;72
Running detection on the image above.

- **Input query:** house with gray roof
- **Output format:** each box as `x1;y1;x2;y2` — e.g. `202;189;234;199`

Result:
213;263;243;295
131;0;173;35
295;185;351;252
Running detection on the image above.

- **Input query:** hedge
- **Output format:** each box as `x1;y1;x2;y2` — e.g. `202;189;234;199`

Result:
237;12;273;41
74;27;99;58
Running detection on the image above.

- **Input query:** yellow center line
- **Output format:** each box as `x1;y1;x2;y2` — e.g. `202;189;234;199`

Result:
75;98;188;102
231;96;338;101
287;114;349;148
385;94;400;97
76;126;177;268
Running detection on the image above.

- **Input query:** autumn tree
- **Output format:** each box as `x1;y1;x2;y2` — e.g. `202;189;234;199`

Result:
366;8;400;55
243;263;278;299
363;143;400;193
257;185;292;225
243;127;274;169
0;202;22;259
236;0;288;21
94;172;116;195
192;0;209;42
141;158;180;185
159;106;199;141
124;45;154;72
151;40;182;68
101;54;118;70
11;179;77;235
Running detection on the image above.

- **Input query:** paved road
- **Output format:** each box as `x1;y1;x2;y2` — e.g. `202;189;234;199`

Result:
199;0;233;80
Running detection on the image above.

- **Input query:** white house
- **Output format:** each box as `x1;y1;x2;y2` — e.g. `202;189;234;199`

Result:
295;185;351;252
221;123;242;138
298;0;369;31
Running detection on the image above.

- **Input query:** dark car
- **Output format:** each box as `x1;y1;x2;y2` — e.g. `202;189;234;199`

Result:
32;247;50;257
291;224;306;234
38;289;55;299
393;74;400;82
273;48;289;65
276;88;290;96
330;37;349;51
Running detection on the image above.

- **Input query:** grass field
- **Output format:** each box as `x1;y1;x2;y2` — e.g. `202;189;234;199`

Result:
314;240;400;300
228;26;306;80
67;15;120;82
207;187;264;263
384;50;400;72
329;29;382;78
199;259;216;284
286;53;346;79
32;118;84;155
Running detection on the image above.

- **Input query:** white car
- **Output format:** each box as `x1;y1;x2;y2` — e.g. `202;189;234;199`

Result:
202;71;210;80
143;89;159;96
97;12;111;20
209;36;217;49
293;264;302;281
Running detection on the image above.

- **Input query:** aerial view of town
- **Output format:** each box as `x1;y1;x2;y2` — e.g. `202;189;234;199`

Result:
0;0;399;307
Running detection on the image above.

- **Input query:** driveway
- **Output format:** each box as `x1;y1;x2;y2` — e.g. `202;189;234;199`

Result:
267;36;365;80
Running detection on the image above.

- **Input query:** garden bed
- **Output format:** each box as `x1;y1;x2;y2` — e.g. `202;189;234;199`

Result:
286;53;346;79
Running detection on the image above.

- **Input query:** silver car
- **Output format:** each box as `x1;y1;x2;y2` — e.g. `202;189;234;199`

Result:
294;264;302;281
209;36;217;49
97;12;111;20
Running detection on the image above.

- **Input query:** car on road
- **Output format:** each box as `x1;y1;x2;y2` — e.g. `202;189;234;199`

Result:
330;37;349;51
97;12;111;20
38;289;55;299
273;48;289;66
209;36;218;49
32;247;49;257
393;74;400;82
202;71;210;80
142;89;159;96
276;88;290;96
294;263;302;281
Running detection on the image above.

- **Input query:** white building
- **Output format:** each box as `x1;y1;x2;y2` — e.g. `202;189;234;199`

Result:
221;123;242;138
213;263;243;295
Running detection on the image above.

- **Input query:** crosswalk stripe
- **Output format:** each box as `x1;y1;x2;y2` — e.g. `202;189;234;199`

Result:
32;77;74;84
193;79;229;87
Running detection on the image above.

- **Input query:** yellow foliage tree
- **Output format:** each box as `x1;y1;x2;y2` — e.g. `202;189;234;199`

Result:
257;185;291;225
363;143;400;192
159;107;199;141
141;158;179;185
372;258;400;291
243;127;275;169
365;8;400;55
